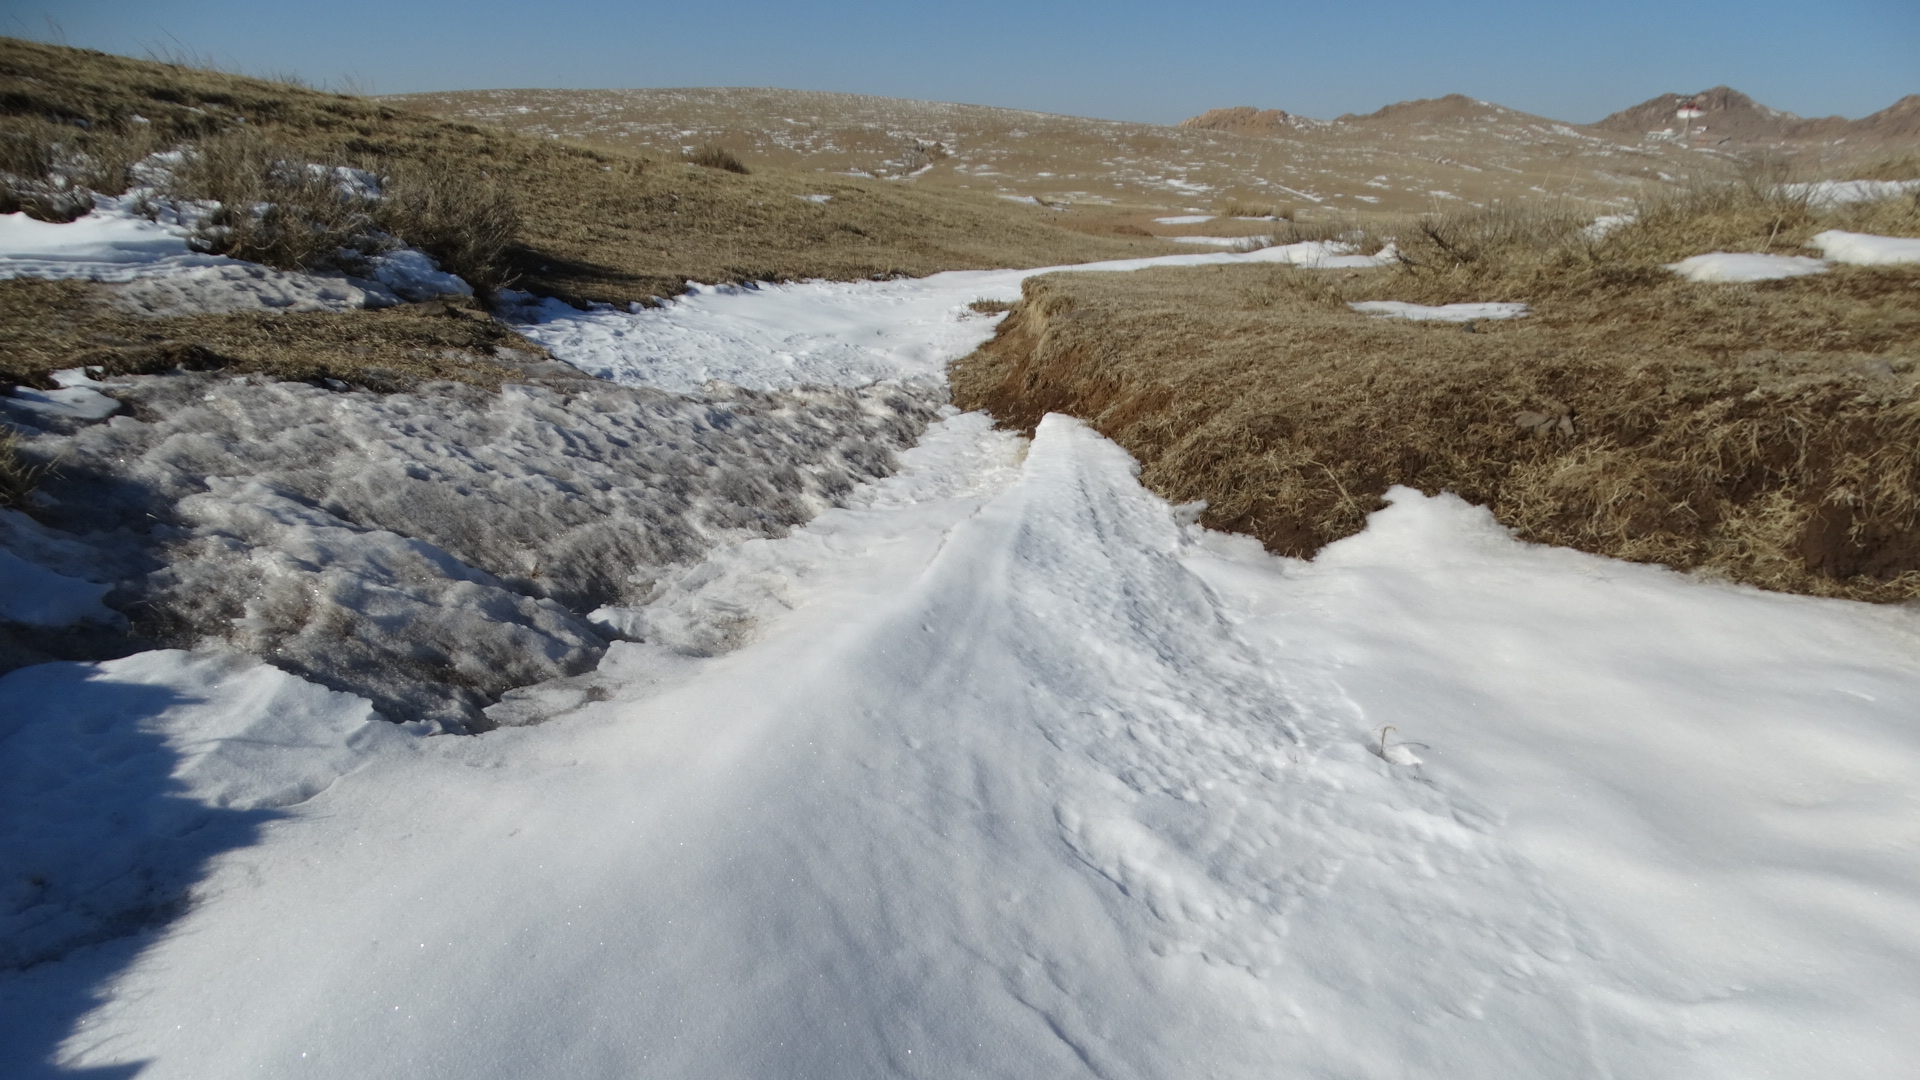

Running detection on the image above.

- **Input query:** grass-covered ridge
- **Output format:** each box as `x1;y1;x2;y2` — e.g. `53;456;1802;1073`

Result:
952;180;1920;603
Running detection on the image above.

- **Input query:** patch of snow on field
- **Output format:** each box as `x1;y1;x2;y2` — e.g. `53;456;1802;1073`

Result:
25;416;1920;1078
1783;179;1920;207
1807;229;1920;266
1153;214;1215;224
511;245;1399;392
1168;234;1264;247
1350;300;1528;321
1664;252;1828;282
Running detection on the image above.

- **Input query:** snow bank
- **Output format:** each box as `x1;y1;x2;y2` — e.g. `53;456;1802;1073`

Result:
0;650;407;971
1349;299;1528;321
1664;251;1828;282
8;370;938;728
38;414;1920;1077
1807;229;1920;266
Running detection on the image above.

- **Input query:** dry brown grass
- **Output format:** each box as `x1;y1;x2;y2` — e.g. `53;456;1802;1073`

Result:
952;229;1920;601
0;428;44;508
0;277;544;393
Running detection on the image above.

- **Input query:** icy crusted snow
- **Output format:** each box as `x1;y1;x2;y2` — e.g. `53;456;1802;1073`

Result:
11;370;938;729
28;414;1920;1079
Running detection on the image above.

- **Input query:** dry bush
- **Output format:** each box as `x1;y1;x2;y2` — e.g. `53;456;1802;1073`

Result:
1216;198;1283;219
376;160;521;293
0;114;157;221
952;260;1920;603
0;429;46;508
685;144;749;174
164;127;386;272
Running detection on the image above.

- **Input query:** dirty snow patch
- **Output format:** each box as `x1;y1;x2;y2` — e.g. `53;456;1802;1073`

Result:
1349;300;1528;321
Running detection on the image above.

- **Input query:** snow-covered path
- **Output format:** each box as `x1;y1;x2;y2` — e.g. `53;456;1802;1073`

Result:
6;250;1920;1078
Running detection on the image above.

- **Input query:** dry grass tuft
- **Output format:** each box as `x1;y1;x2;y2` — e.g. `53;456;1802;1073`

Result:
953;208;1920;602
685;144;749;174
0;428;46;508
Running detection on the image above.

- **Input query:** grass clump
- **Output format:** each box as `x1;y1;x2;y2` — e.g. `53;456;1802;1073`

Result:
0;429;46;508
685;144;749;174
0;113;158;221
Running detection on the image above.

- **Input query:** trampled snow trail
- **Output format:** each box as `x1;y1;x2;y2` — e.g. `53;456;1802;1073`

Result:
6;249;1920;1078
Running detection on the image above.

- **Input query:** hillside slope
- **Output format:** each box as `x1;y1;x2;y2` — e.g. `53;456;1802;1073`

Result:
0;38;1162;306
387;86;1710;217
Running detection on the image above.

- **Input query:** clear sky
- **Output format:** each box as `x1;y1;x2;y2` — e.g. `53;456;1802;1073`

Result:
9;0;1918;124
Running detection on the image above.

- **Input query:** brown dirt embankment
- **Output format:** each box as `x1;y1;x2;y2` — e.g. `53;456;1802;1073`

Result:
950;259;1920;602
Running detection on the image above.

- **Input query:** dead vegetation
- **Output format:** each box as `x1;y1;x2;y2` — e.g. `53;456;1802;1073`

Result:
685;144;749;174
0;277;543;394
953;180;1920;602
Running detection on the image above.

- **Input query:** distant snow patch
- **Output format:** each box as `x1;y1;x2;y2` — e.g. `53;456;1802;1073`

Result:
1350;300;1528;322
1664;252;1828;283
1807;229;1920;266
1784;179;1920;207
1153;214;1215;224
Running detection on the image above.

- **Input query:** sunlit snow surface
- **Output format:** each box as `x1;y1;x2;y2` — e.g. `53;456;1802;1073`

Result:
507;242;1393;393
17;414;1920;1078
1664;251;1829;283
4;237;1920;1078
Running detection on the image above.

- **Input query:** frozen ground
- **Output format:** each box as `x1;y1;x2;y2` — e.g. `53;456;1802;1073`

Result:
4;208;1919;1077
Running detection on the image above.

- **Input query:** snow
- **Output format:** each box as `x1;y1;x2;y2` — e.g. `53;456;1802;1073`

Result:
794;193;833;203
0;550;114;627
1807;229;1920;266
0;649;415;971
0;384;122;427
1167;234;1261;246
1349;299;1528;321
17;416;1920;1078
6;369;936;730
0;196;232;282
508;243;1397;393
1582;212;1634;240
1783;179;1920;207
1664;251;1829;283
1153;214;1215;224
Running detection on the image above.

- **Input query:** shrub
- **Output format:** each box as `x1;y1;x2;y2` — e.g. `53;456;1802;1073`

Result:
376;160;522;294
164;127;385;272
685;144;749;174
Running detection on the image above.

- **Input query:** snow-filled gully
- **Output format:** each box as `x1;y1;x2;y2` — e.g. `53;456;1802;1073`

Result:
5;251;1920;1079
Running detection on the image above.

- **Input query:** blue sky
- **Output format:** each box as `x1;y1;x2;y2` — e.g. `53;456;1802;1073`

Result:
10;1;1918;124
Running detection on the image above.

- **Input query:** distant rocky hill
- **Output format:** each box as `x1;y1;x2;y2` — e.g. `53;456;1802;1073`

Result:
1186;87;1919;150
1177;107;1320;134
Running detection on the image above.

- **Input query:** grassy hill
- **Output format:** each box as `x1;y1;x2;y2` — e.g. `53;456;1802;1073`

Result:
0;37;1164;310
383;85;1712;223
